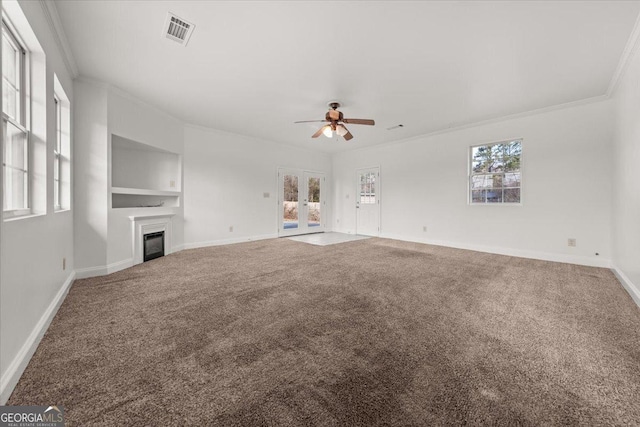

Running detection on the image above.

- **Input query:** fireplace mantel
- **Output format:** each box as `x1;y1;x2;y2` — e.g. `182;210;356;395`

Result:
130;214;175;265
128;213;176;221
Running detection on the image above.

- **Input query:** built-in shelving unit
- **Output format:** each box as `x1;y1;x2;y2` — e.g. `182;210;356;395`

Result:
111;134;182;209
112;193;180;209
111;187;181;196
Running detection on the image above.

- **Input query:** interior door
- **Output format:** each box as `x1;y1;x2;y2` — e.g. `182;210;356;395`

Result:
278;169;325;236
356;167;380;236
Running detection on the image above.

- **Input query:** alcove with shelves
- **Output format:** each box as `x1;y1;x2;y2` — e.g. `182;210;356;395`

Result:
111;134;182;209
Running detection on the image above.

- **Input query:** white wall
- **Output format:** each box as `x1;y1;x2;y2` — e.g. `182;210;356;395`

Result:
183;126;332;247
0;0;4;400
106;88;184;266
1;0;75;403
111;142;181;191
74;79;108;270
73;81;185;273
612;40;640;304
333;100;613;267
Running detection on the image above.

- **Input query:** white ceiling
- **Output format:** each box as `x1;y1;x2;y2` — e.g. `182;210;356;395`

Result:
54;1;640;154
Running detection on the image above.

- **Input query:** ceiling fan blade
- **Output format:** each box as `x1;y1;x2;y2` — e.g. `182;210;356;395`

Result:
343;118;375;126
312;125;329;138
294;120;329;124
337;124;353;140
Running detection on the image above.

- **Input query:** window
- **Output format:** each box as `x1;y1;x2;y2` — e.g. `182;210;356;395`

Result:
2;22;23;123
359;172;376;204
2;19;29;216
53;75;71;212
53;95;61;210
470;139;521;204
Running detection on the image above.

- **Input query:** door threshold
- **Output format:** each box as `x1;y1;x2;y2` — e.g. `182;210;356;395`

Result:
287;232;371;246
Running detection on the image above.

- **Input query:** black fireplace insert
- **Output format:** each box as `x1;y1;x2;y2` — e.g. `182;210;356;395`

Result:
144;231;165;262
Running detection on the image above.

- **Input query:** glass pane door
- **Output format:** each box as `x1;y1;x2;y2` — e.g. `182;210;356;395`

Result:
356;167;380;236
307;175;321;229
282;174;299;230
278;169;325;236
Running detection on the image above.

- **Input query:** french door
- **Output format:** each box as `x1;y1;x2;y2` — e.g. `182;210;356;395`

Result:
356;167;380;236
278;169;325;236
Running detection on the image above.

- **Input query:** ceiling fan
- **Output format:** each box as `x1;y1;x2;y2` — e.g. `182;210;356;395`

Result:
295;102;375;141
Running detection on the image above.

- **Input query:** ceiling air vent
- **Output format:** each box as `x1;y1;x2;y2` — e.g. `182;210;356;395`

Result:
163;13;195;46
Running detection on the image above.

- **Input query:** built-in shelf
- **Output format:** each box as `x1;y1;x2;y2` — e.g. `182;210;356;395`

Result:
111;134;182;209
111;187;181;197
112;193;180;209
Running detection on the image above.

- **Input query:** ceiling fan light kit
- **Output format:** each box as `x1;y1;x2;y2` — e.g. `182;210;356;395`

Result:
295;102;375;142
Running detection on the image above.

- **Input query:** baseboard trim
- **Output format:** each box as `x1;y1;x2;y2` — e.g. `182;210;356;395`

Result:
75;258;133;279
611;265;640;308
183;233;279;250
378;233;611;268
75;264;107;279
0;271;76;405
107;258;133;275
76;237;283;277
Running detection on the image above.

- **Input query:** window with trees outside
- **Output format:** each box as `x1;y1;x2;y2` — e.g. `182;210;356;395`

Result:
2;20;29;217
470;139;522;204
359;172;376;204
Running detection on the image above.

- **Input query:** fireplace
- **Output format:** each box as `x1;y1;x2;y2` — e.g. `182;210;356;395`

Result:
129;214;174;265
143;231;165;262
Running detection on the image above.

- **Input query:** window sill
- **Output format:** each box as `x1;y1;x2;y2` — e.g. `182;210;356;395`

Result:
55;208;71;214
3;212;44;222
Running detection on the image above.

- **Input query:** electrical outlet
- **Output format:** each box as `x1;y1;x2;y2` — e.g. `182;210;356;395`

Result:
62;257;66;270
423;226;427;232
337;219;340;223
229;226;233;232
568;238;576;247
346;194;350;199
263;192;270;198
169;180;176;188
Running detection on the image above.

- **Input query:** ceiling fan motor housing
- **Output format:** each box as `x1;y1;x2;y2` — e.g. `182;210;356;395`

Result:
326;109;343;121
295;101;373;141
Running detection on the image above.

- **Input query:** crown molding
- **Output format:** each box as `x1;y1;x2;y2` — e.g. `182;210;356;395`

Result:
73;76;324;158
183;121;332;157
106;81;185;124
74;75;109;89
339;94;609;155
39;0;79;78
607;11;640;97
75;75;185;124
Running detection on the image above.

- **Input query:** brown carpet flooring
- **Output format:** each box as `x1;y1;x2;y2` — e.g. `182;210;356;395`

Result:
8;238;640;425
